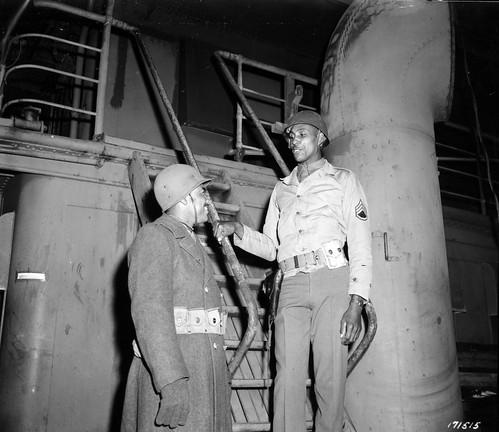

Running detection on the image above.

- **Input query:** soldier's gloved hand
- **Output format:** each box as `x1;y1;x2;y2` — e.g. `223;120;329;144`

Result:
214;221;244;243
156;378;189;428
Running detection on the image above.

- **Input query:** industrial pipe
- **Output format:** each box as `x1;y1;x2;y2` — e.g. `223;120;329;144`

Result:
33;0;137;32
321;1;461;431
132;32;258;376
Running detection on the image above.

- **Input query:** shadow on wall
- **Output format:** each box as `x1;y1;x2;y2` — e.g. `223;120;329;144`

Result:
110;254;134;431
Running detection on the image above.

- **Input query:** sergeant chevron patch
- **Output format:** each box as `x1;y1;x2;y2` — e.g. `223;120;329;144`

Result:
355;200;367;221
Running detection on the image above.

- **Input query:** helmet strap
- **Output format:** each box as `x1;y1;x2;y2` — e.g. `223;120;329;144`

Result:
188;193;198;227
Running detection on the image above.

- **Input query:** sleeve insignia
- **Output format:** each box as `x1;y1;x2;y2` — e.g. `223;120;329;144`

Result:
355;199;368;221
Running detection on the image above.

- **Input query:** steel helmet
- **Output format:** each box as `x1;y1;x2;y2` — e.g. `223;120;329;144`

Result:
285;110;329;145
153;164;211;211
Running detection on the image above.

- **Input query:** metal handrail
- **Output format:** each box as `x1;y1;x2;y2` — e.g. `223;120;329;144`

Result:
216;50;318;164
132;32;259;377
4;64;99;84
2;98;96;117
214;51;290;176
33;0;137;32
217;51;318;86
0;2;114;136
6;33;101;54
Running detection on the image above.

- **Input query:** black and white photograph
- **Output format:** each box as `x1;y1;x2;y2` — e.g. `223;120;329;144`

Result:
0;1;497;431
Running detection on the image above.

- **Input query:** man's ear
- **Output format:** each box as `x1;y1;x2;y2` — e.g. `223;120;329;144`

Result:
317;132;327;149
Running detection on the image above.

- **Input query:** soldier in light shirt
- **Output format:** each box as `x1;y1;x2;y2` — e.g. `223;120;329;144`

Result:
215;110;372;432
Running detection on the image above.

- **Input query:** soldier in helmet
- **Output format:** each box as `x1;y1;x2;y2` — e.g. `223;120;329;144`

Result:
215;110;372;432
121;164;232;432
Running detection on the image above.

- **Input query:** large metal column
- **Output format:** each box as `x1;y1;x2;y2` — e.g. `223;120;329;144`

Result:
0;174;137;431
321;1;461;430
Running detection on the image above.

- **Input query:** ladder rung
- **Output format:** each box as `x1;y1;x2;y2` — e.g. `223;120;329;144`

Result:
214;201;240;215
232;423;270;432
231;378;273;388
225;305;266;317
232;421;313;431
214;274;264;288
225;339;266;350
208;181;231;192
231;378;312;389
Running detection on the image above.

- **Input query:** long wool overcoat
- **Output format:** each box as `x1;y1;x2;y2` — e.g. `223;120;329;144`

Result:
121;214;232;432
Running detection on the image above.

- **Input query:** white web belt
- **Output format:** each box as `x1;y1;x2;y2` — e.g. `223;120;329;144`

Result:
132;307;227;358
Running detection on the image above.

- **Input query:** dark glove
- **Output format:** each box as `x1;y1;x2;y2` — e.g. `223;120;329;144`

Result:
155;378;189;428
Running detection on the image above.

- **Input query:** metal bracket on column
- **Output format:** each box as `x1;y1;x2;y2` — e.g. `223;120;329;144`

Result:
372;231;400;262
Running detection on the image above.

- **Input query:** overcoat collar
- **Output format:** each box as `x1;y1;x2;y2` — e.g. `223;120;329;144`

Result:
155;214;203;264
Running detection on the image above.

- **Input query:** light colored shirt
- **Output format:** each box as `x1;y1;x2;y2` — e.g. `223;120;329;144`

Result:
234;158;372;299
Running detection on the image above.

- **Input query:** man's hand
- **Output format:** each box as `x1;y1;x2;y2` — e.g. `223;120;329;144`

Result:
339;295;365;345
156;378;189;428
214;221;243;243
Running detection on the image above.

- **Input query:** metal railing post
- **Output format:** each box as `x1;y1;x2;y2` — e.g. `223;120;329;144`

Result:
214;51;290;176
93;0;114;138
235;57;244;161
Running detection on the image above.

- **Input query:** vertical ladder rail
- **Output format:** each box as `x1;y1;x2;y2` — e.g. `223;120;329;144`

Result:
132;31;258;376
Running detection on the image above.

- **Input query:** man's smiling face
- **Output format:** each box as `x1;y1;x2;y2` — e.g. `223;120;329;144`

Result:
285;124;322;164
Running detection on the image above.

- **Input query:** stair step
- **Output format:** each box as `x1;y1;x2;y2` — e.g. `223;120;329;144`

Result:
231;378;312;389
232;421;313;431
232;378;273;388
224;305;266;317
207;180;231;192
214;201;240;215
214;274;264;289
225;339;266;350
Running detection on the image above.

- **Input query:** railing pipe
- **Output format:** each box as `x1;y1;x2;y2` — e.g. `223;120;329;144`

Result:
93;0;114;138
438;157;499;163
439;165;494;181
445;121;499;144
70;0;94;138
214;51;290;176
33;0;137;32
6;33;101;53
2;98;96;117
132;31;258;376
235;57;244;161
4;64;99;84
0;0;32;107
217;50;318;86
436;141;475;156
